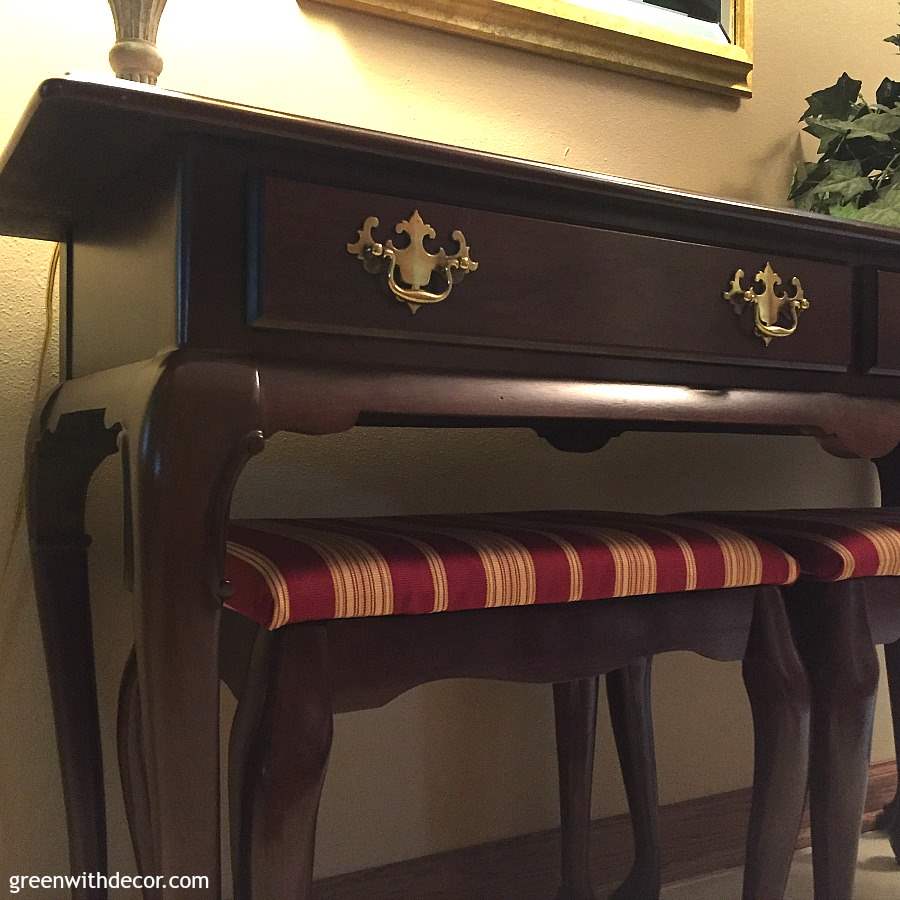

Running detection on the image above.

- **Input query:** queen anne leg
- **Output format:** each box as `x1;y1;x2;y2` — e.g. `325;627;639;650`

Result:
786;581;877;900
741;587;811;900
231;625;333;900
122;356;264;898
607;659;660;900
27;406;120;899
554;678;600;900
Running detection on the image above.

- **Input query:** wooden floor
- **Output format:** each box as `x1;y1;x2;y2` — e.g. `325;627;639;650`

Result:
312;761;896;900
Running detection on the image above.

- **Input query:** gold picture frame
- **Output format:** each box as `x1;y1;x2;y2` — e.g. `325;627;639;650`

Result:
311;0;753;97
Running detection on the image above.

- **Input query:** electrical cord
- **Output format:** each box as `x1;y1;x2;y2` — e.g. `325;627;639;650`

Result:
0;242;61;587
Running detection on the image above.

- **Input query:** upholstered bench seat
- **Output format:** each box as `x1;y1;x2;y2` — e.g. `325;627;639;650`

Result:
687;508;900;581
224;511;799;629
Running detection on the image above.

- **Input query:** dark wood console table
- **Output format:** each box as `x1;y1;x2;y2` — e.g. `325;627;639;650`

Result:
5;77;900;897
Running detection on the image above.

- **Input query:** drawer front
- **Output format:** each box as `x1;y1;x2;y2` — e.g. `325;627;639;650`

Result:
250;175;852;370
877;270;900;372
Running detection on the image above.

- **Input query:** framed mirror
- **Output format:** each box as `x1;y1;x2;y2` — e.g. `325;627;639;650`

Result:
311;0;753;96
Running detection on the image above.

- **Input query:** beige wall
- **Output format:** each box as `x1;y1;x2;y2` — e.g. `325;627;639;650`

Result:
0;0;896;889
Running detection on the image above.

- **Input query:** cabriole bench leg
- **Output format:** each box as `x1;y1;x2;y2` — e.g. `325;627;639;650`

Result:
788;581;879;898
607;658;660;900
554;677;600;900
741;587;810;900
233;625;333;900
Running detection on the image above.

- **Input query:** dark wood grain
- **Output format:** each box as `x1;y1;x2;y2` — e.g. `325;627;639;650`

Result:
740;589;811;900
255;176;852;371
253;357;900;459
236;626;333;900
7;79;900;397
875;270;900;374
554;678;600;900
116;650;155;890
25;407;120;900
787;581;880;898
4;75;900;265
178;140;900;399
64;152;180;379
607;659;660;900
124;359;265;898
314;588;755;713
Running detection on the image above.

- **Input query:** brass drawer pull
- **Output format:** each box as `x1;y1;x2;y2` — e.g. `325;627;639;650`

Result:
347;210;479;314
724;262;810;346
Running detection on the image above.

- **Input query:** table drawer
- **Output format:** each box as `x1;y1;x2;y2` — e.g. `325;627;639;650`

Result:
249;175;852;371
876;270;900;372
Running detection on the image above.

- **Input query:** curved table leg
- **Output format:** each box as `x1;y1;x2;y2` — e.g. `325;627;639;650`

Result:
741;587;811;900
606;659;660;900
124;357;264;898
232;625;333;899
554;677;599;900
787;580;878;899
26;406;120;899
117;648;155;890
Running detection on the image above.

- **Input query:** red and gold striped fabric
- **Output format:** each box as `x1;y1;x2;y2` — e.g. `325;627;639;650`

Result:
686;509;900;583
223;511;798;630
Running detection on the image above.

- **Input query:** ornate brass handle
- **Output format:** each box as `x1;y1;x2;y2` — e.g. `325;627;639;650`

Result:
724;262;810;346
347;210;479;314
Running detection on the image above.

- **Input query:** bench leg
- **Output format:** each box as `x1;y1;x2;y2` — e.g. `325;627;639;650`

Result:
232;626;333;900
554;678;599;900
879;636;900;861
742;587;811;900
788;581;878;899
607;659;660;900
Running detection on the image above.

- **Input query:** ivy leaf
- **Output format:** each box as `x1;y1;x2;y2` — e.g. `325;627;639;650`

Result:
810;111;900;144
801;72;862;119
788;157;831;200
830;202;865;219
794;189;824;212
835;181;900;227
810;160;873;203
804;119;847;155
877;77;900;107
843;110;900;140
848;205;900;226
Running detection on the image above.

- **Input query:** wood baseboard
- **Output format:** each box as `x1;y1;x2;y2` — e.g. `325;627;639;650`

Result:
312;760;897;900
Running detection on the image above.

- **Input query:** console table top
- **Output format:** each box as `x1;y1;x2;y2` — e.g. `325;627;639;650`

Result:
2;75;900;251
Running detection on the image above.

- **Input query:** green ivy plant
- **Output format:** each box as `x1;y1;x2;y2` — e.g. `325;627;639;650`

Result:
789;19;900;226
